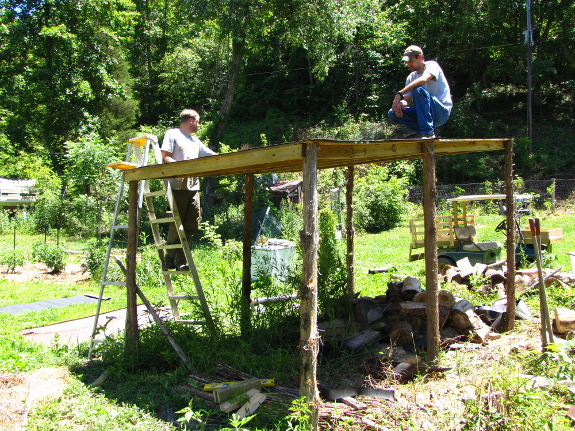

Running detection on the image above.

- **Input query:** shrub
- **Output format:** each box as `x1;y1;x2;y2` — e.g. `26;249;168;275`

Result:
317;208;349;319
84;240;107;278
0;249;25;273
354;165;408;232
31;242;65;273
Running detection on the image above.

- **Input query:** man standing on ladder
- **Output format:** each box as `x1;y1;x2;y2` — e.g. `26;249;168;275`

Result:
161;109;217;271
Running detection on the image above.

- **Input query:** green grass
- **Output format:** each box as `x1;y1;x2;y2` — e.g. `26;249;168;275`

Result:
1;209;575;429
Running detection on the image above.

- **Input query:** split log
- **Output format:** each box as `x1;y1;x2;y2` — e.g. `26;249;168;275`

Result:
554;308;575;334
389;321;414;348
438;290;456;308
449;298;492;343
413;291;427;303
343;329;382;351
399;302;427;316
353;300;401;327
318;319;358;337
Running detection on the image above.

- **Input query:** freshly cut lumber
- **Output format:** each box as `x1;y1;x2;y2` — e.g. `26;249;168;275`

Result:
236;390;267;419
220;388;260;413
554;307;575;334
214;378;261;404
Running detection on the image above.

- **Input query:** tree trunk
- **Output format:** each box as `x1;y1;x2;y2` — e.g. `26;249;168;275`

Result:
299;143;320;429
241;174;254;338
423;141;439;366
346;166;355;296
125;180;140;359
504;139;516;331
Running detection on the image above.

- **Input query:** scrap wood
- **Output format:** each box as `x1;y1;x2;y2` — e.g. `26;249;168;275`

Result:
215;363;299;399
340;396;367;410
236;390;267;419
554;307;575;334
214;378;261;404
219;388;260;413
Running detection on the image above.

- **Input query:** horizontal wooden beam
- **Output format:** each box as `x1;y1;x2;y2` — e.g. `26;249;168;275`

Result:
122;138;509;181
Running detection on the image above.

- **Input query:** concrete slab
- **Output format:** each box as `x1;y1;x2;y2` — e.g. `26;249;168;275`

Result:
21;305;149;346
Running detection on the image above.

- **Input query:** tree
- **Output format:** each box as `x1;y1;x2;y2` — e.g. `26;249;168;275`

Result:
0;0;138;175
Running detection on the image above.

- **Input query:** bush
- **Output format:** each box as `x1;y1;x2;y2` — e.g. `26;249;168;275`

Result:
0;249;25;273
354;165;408;232
84;240;107;278
31;242;65;273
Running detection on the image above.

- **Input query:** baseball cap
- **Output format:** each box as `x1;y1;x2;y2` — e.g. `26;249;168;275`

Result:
402;45;423;61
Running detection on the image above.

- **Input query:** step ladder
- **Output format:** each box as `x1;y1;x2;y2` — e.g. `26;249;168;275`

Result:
88;134;216;358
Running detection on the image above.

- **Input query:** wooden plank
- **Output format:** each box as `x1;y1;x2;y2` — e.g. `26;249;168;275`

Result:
123;139;509;181
124;142;304;181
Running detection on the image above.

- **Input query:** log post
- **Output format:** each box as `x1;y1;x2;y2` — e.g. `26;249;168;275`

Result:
125;180;140;358
300;142;320;429
241;173;254;338
346;166;355;296
504;139;516;331
422;141;439;366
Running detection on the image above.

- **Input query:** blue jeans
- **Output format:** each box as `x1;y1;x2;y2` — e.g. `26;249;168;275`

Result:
388;87;451;134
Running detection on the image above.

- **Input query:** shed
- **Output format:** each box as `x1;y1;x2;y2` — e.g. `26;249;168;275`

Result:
121;137;517;429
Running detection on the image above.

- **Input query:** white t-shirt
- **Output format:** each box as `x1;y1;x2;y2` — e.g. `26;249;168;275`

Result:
161;128;216;190
404;60;452;110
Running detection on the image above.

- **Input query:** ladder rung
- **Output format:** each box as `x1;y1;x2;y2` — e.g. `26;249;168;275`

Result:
163;269;190;274
175;320;206;325
144;190;167;198
157;244;183;250
169;295;199;301
101;281;127;286
112;224;128;230
150;217;175;224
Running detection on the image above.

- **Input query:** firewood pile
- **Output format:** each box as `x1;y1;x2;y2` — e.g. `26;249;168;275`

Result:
318;260;575;383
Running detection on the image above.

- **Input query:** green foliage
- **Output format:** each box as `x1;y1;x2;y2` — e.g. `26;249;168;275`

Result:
354;165;409;232
317;208;349;319
0;249;25;273
274;202;303;243
83;240;107;278
31;242;65;273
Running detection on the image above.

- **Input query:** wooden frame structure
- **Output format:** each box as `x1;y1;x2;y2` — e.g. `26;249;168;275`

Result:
121;137;515;428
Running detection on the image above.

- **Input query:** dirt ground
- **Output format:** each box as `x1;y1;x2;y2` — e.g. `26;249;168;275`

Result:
0;367;68;431
0;262;91;284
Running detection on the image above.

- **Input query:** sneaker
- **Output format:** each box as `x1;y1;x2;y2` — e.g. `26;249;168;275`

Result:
177;264;190;271
393;126;418;139
165;259;176;270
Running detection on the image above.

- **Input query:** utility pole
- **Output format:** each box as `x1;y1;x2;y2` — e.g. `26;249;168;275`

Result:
526;0;534;144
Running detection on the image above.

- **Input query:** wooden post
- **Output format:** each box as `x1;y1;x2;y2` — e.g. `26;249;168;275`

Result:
345;166;355;296
422;141;439;366
300;142;320;429
504;139;516;330
125;180;140;358
241;173;254;338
